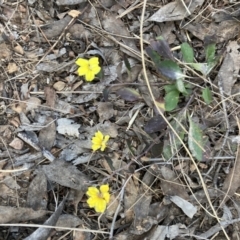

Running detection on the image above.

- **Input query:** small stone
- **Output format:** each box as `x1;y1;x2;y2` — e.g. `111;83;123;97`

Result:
9;138;24;150
53;81;66;91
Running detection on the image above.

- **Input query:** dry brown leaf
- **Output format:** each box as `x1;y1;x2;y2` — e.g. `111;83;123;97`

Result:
39;117;56;150
86;121;118;138
159;166;189;200
0;43;11;60
0;206;47;223
0;183;15;199
68;188;85;213
216;41;240;95
102;12;138;52
27;171;48;210
44;86;56;108
222;145;240;204
25;97;41;112
96;102;116;123
9;137;24;150
7;62;18;74
184;20;240;43
55;214;83;230
42;159;90;191
106;193;120;217
148;0;204;22
56;0;86;5
73;230;91;240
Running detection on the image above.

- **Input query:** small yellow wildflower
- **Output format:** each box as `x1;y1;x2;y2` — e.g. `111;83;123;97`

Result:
91;130;110;151
75;57;101;81
86;185;110;213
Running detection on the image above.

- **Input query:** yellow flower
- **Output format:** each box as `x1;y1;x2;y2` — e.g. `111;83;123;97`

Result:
86;185;110;213
91;130;110;151
75;57;101;81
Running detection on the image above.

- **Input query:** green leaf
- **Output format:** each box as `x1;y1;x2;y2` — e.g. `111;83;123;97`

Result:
202;87;212;105
117;88;142;102
164;90;179;111
123;54;131;72
164;84;178;93
181;42;194;63
205;43;216;64
190;63;209;75
176;78;187;94
188;116;203;161
191;62;217;76
163;112;187;160
158;60;184;81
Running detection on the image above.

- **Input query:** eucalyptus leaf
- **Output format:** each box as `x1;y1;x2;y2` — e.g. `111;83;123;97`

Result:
165;90;179;111
181;42;194;63
202;87;212;105
188;117;203;161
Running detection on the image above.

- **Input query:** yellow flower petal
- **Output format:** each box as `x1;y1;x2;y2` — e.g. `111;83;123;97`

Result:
102;192;110;203
96;131;103;140
94;198;107;213
91;66;101;75
103;135;110;144
89;57;99;65
85;71;95;81
75;58;88;67
91;138;102;145
77;67;88;76
92;144;100;151
87;197;97;208
86;187;99;197
100;185;109;193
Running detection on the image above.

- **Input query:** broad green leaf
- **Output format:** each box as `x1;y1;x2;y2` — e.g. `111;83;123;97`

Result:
188;116;203;161
165;90;179;111
190;63;208;75
202;87;212;105
204;36;216;63
117;88;142;102
191;62;216;76
181;42;194;63
158;60;184;81
150;36;174;60
164;84;178;93
176;78;187;94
